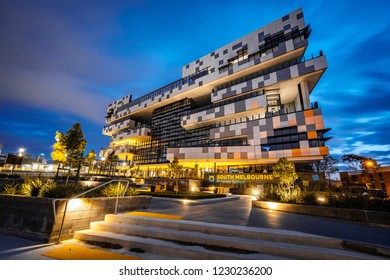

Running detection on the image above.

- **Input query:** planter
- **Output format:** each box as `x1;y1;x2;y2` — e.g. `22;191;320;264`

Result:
252;200;390;225
0;195;152;243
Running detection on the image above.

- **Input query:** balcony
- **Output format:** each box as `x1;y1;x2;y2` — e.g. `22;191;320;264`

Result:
103;119;137;136
111;125;152;142
105;68;210;123
100;145;137;157
181;94;267;130
213;51;326;102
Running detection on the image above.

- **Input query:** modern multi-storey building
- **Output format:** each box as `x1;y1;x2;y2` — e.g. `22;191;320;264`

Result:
101;8;331;180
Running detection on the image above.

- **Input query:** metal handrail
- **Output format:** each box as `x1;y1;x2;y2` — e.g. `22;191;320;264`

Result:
54;179;131;243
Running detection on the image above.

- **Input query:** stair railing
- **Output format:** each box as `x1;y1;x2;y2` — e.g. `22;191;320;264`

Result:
54;179;131;243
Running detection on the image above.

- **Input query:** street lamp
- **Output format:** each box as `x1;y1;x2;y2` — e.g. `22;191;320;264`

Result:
364;160;374;168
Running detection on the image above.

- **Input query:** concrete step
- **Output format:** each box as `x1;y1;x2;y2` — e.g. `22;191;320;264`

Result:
72;213;388;260
87;220;380;260
105;214;343;249
74;230;287;260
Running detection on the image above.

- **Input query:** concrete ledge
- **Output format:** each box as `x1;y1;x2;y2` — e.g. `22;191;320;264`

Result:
252;200;390;225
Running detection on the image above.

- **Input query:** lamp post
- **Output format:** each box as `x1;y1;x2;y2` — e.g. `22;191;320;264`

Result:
362;159;377;189
100;157;106;175
18;148;25;171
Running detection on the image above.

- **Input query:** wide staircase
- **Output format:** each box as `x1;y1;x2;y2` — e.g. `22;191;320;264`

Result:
73;212;388;260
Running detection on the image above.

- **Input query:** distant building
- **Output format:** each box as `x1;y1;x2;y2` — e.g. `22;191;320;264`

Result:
35;153;47;164
0;154;6;167
101;8;331;182
340;166;390;196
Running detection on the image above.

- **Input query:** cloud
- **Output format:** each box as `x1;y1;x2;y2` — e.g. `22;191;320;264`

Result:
0;68;109;124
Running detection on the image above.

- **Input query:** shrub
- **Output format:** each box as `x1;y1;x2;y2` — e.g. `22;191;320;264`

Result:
262;184;281;201
98;183;139;197
100;183;125;197
1;182;20;195
300;191;317;205
126;187;139;196
43;182;86;198
279;187;301;203
20;178;46;197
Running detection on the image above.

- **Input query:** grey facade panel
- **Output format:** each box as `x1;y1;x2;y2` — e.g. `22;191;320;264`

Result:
232;42;243;50
241;81;253;93
307;124;316;132
258;31;265;43
296;112;306;126
277;68;292;80
215;110;224;118
235;100;246;113
298;63;315;75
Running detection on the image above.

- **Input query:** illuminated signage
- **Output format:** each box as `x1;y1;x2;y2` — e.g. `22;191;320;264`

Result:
210;173;274;183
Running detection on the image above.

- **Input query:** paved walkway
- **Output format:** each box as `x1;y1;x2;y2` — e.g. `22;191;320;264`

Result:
1;195;389;259
148;196;390;246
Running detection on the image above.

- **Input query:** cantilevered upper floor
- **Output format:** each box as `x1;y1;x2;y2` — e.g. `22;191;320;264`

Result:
103;8;322;134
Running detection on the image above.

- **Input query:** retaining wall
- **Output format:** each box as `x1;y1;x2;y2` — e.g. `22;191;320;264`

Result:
252;200;390;225
0;195;152;243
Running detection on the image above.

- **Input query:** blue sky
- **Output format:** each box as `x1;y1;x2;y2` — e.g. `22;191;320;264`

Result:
0;0;389;168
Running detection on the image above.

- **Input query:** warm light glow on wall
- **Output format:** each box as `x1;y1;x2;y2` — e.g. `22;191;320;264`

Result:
112;139;140;146
266;202;278;210
317;196;327;204
67;199;89;211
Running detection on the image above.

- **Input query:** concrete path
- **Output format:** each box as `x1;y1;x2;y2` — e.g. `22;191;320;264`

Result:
147;195;390;247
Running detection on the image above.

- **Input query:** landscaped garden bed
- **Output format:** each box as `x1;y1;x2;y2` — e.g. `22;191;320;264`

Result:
253;183;390;225
0;177;151;242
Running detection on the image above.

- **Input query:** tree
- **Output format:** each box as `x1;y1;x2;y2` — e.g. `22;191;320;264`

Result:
168;157;183;179
272;157;298;188
311;155;339;185
341;154;364;171
105;151;119;175
64;123;87;182
342;154;380;171
52;123;87;182
342;154;380;188
51;131;67;181
85;150;97;174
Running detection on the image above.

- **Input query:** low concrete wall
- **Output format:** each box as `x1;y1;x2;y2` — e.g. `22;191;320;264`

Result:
0;195;152;243
252;201;390;225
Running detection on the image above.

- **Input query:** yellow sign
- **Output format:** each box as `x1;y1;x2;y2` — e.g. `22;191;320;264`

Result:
215;173;274;182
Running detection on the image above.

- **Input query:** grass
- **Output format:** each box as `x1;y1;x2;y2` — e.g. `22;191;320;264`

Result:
138;190;226;200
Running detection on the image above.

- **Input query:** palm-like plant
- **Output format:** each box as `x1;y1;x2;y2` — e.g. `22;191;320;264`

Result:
20;178;45;197
2;182;20;195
